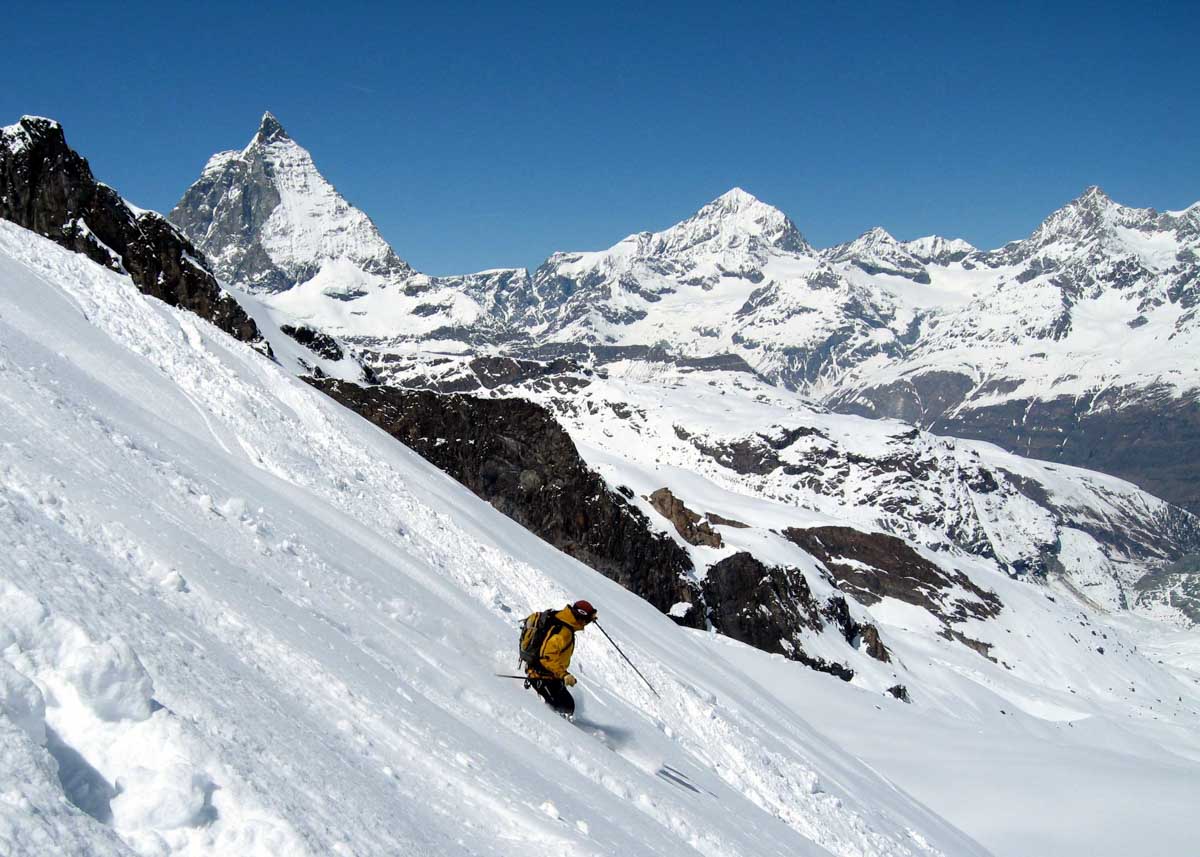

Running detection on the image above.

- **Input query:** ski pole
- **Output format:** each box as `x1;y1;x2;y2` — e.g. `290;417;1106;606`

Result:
494;674;530;679
594;622;660;698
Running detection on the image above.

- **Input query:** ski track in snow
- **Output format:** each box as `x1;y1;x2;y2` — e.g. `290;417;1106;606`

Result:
0;221;999;856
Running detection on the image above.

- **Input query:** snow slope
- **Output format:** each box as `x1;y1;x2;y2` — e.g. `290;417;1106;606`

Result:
0;220;993;855
363;353;1200;854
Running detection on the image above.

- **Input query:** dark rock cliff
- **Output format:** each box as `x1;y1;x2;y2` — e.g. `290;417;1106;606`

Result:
702;551;891;680
783;525;1002;625
309;379;704;626
311;377;909;677
0;117;264;347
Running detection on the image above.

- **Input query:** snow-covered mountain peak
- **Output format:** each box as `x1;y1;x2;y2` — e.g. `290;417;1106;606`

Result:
518;189;818;344
902;234;976;264
824;225;932;283
170;113;413;293
1079;183;1111;204
4;115;59;134
9;115;60;132
250;110;289;147
698;186;781;219
658;186;812;256
1017;185;1156;255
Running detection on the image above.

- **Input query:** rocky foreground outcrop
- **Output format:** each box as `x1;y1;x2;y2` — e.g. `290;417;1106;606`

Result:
0;116;263;347
647;487;723;548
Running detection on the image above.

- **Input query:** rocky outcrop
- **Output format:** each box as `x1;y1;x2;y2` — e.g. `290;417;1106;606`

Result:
706;512;748;529
647;488;723;548
309;379;703;625
692;436;784;476
308;379;901;672
701;552;890;680
820;594;891;664
783;526;1002;626
468;355;587;389
702;552;843;675
0;116;263;347
280;324;345;361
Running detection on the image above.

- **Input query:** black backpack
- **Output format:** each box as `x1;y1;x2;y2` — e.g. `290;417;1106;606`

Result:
519;609;567;673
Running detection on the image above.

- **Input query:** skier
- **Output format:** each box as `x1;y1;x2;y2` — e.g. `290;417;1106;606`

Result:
519;600;597;719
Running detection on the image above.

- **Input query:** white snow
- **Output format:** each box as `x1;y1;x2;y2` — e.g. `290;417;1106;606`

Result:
0;219;1000;856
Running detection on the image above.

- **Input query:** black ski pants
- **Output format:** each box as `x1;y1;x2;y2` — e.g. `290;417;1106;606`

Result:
529;677;575;718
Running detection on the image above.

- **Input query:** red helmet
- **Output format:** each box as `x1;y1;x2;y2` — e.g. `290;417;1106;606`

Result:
570;600;597;622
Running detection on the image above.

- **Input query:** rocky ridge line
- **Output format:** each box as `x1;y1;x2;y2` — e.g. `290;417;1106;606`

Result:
0;116;264;347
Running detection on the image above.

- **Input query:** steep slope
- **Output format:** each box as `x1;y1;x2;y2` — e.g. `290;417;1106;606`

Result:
4;220;1199;857
0;218;990;857
170;115;1199;619
168;114;1200;636
0;115;263;347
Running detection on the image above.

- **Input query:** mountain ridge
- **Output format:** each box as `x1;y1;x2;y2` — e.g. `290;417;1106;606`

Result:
167;113;1200;514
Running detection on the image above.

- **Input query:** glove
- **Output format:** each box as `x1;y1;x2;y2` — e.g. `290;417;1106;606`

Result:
563;674;577;687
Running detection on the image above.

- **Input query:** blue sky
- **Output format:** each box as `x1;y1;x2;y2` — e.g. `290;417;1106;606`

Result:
3;1;1197;275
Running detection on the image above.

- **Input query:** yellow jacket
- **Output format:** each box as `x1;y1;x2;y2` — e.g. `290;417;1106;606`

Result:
526;608;586;679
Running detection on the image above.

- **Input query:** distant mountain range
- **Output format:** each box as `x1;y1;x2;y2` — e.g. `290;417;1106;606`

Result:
161;112;1200;628
171;113;1200;514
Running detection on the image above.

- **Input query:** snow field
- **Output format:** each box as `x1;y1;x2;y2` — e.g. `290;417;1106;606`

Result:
486;355;1200;853
0;220;985;855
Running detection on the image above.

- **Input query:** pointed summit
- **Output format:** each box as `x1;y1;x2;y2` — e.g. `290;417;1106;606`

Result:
1016;185;1133;254
824;226;931;283
1060;185;1118;219
860;226;898;244
252;111;289;147
712;187;762;209
170;112;411;293
663;187;811;255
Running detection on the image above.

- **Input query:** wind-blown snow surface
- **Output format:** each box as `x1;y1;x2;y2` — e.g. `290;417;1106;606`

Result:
0;220;994;855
